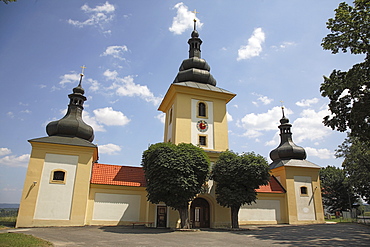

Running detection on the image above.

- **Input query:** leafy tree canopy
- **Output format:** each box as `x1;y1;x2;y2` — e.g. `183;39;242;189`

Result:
319;165;358;212
212;151;270;228
336;135;370;203
320;0;370;142
141;142;210;228
1;0;17;4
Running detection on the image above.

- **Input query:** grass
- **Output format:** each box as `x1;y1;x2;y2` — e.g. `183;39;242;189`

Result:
0;233;52;247
0;217;16;229
325;217;356;223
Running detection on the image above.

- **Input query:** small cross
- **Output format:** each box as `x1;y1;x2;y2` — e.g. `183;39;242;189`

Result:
280;100;284;109
80;65;86;75
192;9;199;18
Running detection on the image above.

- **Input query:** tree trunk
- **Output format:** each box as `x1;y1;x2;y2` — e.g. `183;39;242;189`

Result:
231;206;240;228
178;207;190;229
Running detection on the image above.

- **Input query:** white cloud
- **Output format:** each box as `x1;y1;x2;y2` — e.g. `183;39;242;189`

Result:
82;111;106;132
98;143;121;155
237;28;265;61
252;93;273;106
169;2;203;35
292;108;332;143
0;148;11;156
227;112;233;122
280;41;296;49
155;113;165;124
59;73;80;86
104;69;162;105
240;106;290;138
101;45;128;60
0;154;29;167
296;98;319;107
305;147;334;159
93;107;130;126
87;78;100;92
67;1;115;30
7;112;14;118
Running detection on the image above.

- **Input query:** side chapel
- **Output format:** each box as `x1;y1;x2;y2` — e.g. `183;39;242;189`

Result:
16;21;325;228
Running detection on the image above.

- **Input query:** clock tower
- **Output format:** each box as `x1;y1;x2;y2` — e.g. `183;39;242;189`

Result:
158;20;236;162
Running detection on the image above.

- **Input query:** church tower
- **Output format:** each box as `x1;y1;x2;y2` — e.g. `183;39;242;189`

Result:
269;108;325;224
16;70;98;227
158;20;235;162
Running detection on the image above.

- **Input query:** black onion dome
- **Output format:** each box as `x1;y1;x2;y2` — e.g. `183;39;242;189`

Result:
46;74;94;142
173;22;217;86
270;112;306;161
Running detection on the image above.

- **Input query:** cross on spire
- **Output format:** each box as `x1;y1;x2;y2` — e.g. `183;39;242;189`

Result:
192;9;199;30
80;65;86;75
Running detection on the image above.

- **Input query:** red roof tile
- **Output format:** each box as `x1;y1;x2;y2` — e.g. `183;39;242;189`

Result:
91;164;285;193
91;163;146;187
256;176;285;193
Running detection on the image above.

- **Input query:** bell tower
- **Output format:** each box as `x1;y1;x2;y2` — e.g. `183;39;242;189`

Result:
158;20;235;162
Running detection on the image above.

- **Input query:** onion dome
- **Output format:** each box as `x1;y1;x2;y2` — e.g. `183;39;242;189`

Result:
270;107;306;161
46;71;94;142
173;19;217;86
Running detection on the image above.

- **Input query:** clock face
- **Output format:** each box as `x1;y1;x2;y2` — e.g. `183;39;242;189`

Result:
197;120;208;132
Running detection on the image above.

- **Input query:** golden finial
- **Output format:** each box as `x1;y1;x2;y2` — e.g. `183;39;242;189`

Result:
280;100;285;117
192;9;199;30
80;65;86;76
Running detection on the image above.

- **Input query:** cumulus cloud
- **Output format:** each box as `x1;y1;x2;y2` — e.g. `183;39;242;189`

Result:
0;148;11;156
252;93;273;106
101;45;128;60
98;143;121;155
67;1;115;31
93;107;130;126
155;113;165;124
237;28;265;61
305;147;334;159
169;2;203;35
292;108;332;143
59;73;80;87
239;106;291;139
82;111;106;132
104;69;162;105
227;112;233;122
0;148;29;167
296;98;319;107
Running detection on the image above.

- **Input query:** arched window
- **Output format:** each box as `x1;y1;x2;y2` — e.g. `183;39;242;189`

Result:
50;170;66;184
198;102;206;117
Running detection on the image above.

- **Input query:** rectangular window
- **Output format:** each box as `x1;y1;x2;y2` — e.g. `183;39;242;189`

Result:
199;135;207;146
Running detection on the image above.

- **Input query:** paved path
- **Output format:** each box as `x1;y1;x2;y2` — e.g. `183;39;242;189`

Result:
4;223;370;246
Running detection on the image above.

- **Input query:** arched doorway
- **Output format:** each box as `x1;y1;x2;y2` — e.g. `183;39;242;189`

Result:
190;197;210;228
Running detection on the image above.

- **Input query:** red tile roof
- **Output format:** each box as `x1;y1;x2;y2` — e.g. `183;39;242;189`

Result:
256;176;285;193
91;163;146;187
91;163;285;193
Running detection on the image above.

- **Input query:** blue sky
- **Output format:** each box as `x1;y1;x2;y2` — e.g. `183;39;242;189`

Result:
0;0;363;203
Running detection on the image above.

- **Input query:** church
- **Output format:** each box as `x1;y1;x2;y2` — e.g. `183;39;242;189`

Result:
16;22;325;228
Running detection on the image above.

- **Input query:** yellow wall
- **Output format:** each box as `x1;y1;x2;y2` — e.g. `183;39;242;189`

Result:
16;141;97;228
270;166;325;224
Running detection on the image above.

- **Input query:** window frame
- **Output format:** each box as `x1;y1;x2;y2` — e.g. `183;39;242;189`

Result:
50;169;67;184
197;101;208;118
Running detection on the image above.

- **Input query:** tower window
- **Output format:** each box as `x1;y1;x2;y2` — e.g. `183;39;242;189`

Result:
198;102;207;117
199;135;207;146
50;170;66;184
300;186;308;196
169;108;173;124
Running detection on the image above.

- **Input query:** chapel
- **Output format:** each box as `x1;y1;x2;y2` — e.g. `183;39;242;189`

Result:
16;21;325;228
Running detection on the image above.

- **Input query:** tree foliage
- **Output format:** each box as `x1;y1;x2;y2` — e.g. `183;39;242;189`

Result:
212;151;270;228
320;0;370;142
336;135;370;203
319;165;358;212
141;142;210;228
1;0;17;4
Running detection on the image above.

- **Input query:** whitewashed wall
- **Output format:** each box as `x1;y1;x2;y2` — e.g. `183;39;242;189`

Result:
294;176;316;221
239;200;281;221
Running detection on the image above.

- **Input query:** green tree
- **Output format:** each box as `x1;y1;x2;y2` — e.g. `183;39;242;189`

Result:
336;135;370;203
320;0;370;142
1;0;17;4
212;151;270;228
319;165;358;212
141;142;210;229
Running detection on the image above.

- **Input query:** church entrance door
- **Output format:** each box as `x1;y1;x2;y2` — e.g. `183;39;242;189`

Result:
156;206;167;228
190;198;210;228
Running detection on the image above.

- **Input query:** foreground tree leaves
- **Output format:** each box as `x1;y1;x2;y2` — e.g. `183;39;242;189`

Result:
141;142;210;229
321;0;370;142
212;151;270;228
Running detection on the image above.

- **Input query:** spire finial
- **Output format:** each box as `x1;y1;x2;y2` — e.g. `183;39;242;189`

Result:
79;65;86;87
192;9;199;30
280;100;285;118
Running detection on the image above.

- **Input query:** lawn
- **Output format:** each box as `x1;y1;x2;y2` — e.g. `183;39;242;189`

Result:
0;233;52;247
